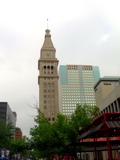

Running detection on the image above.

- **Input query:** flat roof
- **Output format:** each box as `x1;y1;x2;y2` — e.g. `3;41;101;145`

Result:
94;76;120;89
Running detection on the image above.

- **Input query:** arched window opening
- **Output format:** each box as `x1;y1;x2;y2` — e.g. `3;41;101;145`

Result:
48;83;50;88
51;83;54;88
51;66;54;70
47;66;50;69
52;117;55;121
44;83;46;88
51;66;54;74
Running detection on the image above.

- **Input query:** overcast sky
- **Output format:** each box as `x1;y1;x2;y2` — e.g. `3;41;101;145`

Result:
0;0;120;137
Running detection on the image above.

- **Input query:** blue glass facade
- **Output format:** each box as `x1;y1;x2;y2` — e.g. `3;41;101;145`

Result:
92;66;100;84
59;65;68;84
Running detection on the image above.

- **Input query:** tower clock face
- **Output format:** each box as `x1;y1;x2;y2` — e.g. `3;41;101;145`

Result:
46;52;51;57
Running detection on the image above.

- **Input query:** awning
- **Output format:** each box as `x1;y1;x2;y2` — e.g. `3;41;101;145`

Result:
81;145;120;152
80;123;103;139
106;121;120;128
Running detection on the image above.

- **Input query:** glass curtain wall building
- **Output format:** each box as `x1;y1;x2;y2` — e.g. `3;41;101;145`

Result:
0;102;16;127
59;65;100;117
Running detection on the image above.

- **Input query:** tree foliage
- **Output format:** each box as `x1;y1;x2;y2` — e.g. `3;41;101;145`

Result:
71;104;100;130
0;118;15;148
30;104;100;158
10;136;29;152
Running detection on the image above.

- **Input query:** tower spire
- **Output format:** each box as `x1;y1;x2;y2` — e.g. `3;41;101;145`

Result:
47;18;48;29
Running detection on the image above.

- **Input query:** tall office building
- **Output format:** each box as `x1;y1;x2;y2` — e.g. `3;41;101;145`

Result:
0;102;16;127
59;65;100;116
38;29;59;123
94;76;120;107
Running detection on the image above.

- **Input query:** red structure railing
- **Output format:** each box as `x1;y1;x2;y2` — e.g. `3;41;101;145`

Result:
79;113;120;160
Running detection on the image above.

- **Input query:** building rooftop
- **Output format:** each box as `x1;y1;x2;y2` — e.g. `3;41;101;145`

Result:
94;76;120;89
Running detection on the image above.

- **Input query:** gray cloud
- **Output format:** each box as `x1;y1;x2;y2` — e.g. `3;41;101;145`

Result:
0;0;120;137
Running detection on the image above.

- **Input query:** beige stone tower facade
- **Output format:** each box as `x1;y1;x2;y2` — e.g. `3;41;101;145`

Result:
38;29;59;123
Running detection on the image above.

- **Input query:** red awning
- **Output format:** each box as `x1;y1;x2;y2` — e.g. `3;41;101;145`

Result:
80;123;104;139
80;121;120;139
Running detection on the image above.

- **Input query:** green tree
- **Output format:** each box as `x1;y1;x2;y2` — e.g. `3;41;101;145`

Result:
0;118;15;148
30;104;100;159
30;111;55;159
71;104;99;130
9;136;30;157
50;113;70;156
30;110;69;158
67;104;100;158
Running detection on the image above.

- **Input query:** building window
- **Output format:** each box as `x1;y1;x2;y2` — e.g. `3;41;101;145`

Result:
52;100;54;104
44;66;46;69
47;66;50;70
44;83;46;88
52;112;55;115
48;100;50;104
51;83;54;88
48;83;50;88
44;106;46;109
52;117;55;121
51;106;54;109
51;66;54;70
47;106;50;110
44;100;46;104
52;95;54;98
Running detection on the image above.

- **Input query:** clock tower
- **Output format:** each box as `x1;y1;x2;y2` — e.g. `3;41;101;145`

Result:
38;29;59;123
